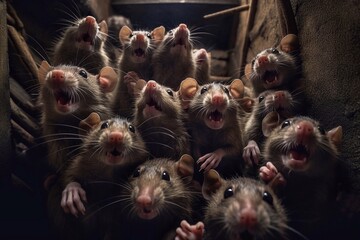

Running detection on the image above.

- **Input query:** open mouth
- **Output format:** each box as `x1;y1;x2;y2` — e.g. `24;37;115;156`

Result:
105;148;123;165
134;48;145;57
205;110;224;129
263;70;278;84
282;144;309;169
53;90;79;113
240;230;254;240
138;207;158;220
173;37;187;49
146;97;161;111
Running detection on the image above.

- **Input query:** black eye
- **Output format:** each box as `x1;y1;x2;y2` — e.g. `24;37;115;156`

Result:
318;126;326;135
224;187;234;199
128;124;135;133
251;59;255;66
168;30;173;35
133;168;140;178
166;89;173;96
146;32;152;38
263;191;273;205
101;121;109;129
129;33;134;38
223;87;229;95
281;120;291;129
271;48;279;54
200;87;208;95
79;69;87;79
259;96;265;103
161;171;170;181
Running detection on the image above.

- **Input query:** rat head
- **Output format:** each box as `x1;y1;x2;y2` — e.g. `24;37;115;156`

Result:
82;116;147;166
38;61;117;116
251;48;297;91
71;16;107;51
119;26;165;63
263;116;342;172
162;23;192;57
134;80;182;121
126;155;194;220
180;78;244;130
256;90;295;119
202;170;287;240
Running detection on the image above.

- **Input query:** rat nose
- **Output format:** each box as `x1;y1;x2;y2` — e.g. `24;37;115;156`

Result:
108;131;123;144
51;70;65;84
296;121;314;141
212;94;224;105
85;16;96;25
257;55;269;65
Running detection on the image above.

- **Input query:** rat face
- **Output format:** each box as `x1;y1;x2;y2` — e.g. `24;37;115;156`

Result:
163;23;192;56
257;90;294;119
73;16;106;52
83;118;147;166
251;48;296;90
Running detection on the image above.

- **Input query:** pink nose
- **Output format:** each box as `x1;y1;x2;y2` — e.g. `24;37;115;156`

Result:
240;208;257;229
85;16;96;25
136;33;145;42
212;94;224;105
274;91;286;102
108;131;123;144
296;121;314;141
146;80;157;90
179;23;187;30
136;187;153;207
51;70;65;84
257;55;269;65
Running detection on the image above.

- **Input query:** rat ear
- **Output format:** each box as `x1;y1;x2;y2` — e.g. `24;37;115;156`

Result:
229;79;244;99
280;34;299;54
262;112;281;137
151;26;165;44
239;97;255;113
119;25;132;45
38;60;51;84
98;20;108;34
79;112;101;136
244;63;253;82
175;154;194;178
202;169;225;200
178;78;199;110
98;66;118;93
327;126;342;149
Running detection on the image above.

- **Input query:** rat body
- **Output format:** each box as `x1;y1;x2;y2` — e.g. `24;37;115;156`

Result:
249;47;299;97
179;78;245;183
152;23;196;90
259;116;342;238
134;80;190;159
115;155;195;240
175;170;288;240
37;61;117;173
112;26;165;117
52;16;109;75
47;115;148;240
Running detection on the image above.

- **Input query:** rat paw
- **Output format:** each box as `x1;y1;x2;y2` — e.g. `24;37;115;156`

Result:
61;181;87;217
124;71;141;95
259;162;279;183
243;140;261;165
175;220;205;240
197;149;225;172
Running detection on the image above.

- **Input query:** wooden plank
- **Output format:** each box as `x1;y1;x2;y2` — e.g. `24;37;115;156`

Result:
11;120;35;147
10;77;39;116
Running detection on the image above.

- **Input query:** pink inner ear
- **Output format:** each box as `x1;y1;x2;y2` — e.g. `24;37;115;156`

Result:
99;76;111;89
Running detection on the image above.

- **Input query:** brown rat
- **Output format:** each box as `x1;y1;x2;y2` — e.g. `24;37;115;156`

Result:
175;169;288;240
179;78;245;183
259;116;342;238
152;23;196;90
193;48;211;85
47;113;149;240
114;155;195;240
134;80;190;159
52;15;110;75
112;25;165;117
37;60;117;173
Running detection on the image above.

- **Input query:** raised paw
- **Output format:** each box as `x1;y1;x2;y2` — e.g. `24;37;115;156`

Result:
259;162;278;183
197;149;225;172
124;71;140;95
175;220;205;240
243;140;260;166
61;181;87;217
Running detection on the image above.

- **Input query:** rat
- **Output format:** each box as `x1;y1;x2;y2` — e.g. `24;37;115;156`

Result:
259;116;342;238
52;15;110;75
37;60;118;173
175;169;288;240
242;90;302;168
178;78;245;183
133;80;190;160
152;23;196;90
47;113;149;240
113;154;195;240
193;48;211;85
112;25;165;117
249;47;299;97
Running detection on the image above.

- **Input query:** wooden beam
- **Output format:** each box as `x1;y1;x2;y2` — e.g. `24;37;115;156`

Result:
204;4;249;19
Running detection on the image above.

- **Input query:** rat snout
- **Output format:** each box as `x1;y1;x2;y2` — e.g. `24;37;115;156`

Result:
179;23;188;31
212;93;225;106
146;80;157;90
257;55;269;65
50;70;65;85
296;121;314;141
136;186;153;208
135;33;145;42
85;16;96;25
239;199;258;230
108;131;124;144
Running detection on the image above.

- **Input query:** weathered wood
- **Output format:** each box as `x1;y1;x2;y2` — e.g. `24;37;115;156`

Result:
0;0;11;188
204;4;249;19
10;77;39;116
6;2;25;32
10;98;41;138
11;120;35;147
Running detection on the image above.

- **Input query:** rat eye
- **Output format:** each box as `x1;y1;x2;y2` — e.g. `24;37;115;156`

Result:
128;124;135;133
223;87;230;95
129;33;134;38
161;171;170;181
133;168;140;178
281;120;291;129
166;89;174;96
251;59;255;66
168;30;173;35
101;121;109;129
262;191;273;205
146;32;152;38
200;86;208;95
259;96;265;103
224;187;234;199
318;126;326;135
79;69;87;79
271;48;279;54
